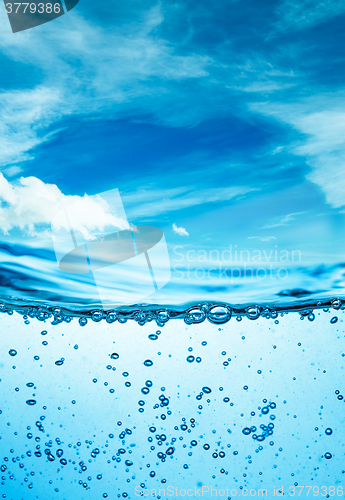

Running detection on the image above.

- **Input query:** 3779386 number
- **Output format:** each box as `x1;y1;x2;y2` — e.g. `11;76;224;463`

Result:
5;3;61;14
288;485;343;496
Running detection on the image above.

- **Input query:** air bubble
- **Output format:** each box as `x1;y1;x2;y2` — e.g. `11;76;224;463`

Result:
331;298;341;310
207;306;232;324
91;310;103;322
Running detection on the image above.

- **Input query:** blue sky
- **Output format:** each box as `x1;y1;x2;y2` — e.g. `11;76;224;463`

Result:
0;0;344;305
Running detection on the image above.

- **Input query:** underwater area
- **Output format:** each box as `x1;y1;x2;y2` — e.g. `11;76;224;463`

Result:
0;0;345;498
0;300;344;499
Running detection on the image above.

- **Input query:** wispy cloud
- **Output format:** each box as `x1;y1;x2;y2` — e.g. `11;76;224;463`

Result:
122;185;259;219
274;0;345;32
248;236;277;242
251;93;345;209
0;5;211;168
263;212;304;229
0;87;62;168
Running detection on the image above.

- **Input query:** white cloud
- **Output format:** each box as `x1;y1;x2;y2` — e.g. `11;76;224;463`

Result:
0;5;211;168
251;93;345;209
122;185;258;218
0;173;128;238
275;0;345;31
0;87;62;167
231;82;294;93
172;223;189;236
248;236;276;242
263;212;304;229
2;166;23;177
272;146;284;155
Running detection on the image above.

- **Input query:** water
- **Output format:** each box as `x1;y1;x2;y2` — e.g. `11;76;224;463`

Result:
0;301;344;498
0;0;345;497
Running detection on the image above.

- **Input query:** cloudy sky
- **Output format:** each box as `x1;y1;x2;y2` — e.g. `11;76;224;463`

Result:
0;0;344;305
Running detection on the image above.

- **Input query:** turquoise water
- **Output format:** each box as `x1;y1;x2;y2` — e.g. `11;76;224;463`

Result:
0;301;344;499
0;0;344;497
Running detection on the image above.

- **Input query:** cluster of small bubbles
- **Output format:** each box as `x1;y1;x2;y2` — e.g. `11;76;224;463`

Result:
0;299;343;327
241;401;277;442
